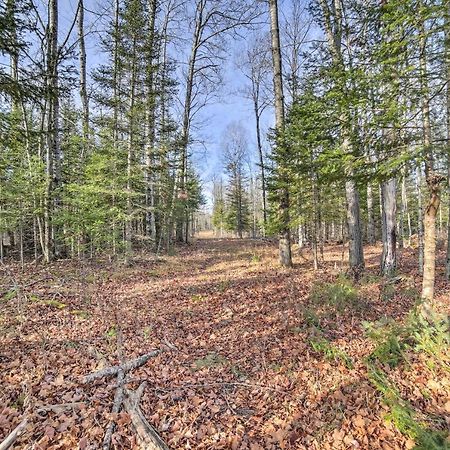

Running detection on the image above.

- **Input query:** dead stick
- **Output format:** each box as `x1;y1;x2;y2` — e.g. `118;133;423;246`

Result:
84;350;159;383
123;390;169;450
0;419;28;450
36;402;85;413
102;369;125;450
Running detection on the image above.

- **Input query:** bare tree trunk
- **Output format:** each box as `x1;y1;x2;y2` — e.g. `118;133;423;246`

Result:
312;167;319;270
400;170;412;247
44;0;60;262
145;0;158;242
345;179;364;272
111;0;120;256
269;0;292;267
125;38;138;262
416;165;424;273
380;178;397;276
78;0;89;158
367;182;376;244
445;1;450;280
319;0;364;273
254;101;267;232
419;17;444;308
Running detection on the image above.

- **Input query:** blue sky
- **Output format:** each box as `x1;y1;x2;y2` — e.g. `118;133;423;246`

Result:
28;0;310;206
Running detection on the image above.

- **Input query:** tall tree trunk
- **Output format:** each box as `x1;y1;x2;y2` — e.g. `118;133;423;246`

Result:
400;170;412;247
254;101;267;232
145;0;157;242
380;178;397;276
125;38;138;262
416;165;424;273
44;0;60;262
345;178;364;272
78;0;89;158
445;1;450;280
176;2;203;244
367;182;376;244
419;17;444;308
269;0;292;267
319;0;364;273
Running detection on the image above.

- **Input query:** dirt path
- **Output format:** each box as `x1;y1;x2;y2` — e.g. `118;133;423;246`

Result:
0;238;448;449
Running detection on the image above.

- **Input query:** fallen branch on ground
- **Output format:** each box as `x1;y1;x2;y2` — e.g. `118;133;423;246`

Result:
123;383;169;450
36;402;85;414
83;350;160;383
102;369;125;450
0;419;28;450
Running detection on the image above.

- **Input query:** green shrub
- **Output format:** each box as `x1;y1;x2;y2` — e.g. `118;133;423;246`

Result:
309;336;353;369
310;275;359;312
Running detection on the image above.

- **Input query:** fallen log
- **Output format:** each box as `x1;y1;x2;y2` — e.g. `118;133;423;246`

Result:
102;369;125;450
0;419;28;450
36;402;85;414
84;350;159;383
123;385;169;450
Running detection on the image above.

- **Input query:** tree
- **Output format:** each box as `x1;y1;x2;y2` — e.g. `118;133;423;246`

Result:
237;35;272;232
317;0;365;275
268;0;292;267
222;123;251;238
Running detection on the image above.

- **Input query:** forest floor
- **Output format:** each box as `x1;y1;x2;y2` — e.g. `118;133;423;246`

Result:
0;236;449;449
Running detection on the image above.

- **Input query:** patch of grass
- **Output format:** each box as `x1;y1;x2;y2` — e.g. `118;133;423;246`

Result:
250;253;261;263
39;299;67;309
70;309;89;319
364;318;408;368
364;310;449;369
193;352;228;370
380;283;396;301
301;307;322;329
404;286;420;300
63;340;80;349
217;280;230;293
309;336;353;369
142;325;153;338
106;325;117;339
230;365;247;379
1;289;17;301
191;294;205;303
359;273;383;285
310;275;360;312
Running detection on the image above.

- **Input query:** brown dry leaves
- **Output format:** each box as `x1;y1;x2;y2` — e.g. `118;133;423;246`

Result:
0;239;449;449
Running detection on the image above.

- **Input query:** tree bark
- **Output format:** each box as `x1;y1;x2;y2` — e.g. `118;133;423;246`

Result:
44;0;60;262
345;179;364;272
380;178;397;276
445;0;450;281
367;182;376;244
269;0;292;268
418;15;443;307
78;0;89;159
318;0;364;273
145;0;158;242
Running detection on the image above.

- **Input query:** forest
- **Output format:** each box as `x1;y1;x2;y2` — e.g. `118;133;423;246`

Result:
0;0;449;448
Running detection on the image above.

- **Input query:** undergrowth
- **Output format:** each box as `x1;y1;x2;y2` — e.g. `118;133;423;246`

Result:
364;308;450;449
309;335;354;369
310;275;361;312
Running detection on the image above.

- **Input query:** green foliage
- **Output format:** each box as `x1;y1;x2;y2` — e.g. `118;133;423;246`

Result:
364;318;409;368
309;335;353;369
193;352;228;370
1;289;17;301
364;310;449;369
365;310;450;447
367;366;449;450
310;276;360;312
